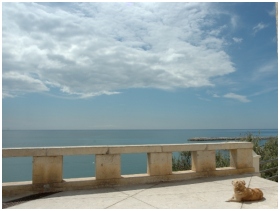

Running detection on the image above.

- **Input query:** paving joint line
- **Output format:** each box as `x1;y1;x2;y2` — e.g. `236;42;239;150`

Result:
129;182;160;209
130;195;158;209
105;183;160;209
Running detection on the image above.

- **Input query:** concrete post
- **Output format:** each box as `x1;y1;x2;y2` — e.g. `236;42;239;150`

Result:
230;149;253;169
252;150;261;173
32;156;63;184
191;150;216;172
95;154;121;179
147;152;172;176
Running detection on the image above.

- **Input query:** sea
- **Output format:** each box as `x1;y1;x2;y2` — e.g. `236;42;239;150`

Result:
2;129;278;182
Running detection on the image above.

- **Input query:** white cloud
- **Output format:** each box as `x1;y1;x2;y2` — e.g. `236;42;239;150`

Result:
232;37;243;43
230;15;239;29
2;2;236;98
223;93;250;103
252;22;268;35
251;87;277;97
257;60;277;73
268;6;276;17
253;59;278;80
2;72;49;97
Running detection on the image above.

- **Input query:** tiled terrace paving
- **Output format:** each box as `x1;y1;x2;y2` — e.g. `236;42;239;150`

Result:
3;174;278;209
2;142;278;209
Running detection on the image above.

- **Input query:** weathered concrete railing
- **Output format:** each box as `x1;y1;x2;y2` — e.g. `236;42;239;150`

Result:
2;142;260;196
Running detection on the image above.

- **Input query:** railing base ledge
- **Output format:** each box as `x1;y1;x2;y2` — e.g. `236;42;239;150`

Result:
3;167;255;197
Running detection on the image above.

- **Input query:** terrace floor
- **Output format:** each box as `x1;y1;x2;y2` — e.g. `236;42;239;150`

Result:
3;174;278;209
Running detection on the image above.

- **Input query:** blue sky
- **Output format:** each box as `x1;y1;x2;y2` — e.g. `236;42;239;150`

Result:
2;2;278;130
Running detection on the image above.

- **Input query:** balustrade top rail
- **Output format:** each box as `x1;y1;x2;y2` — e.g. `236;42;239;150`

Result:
2;142;253;157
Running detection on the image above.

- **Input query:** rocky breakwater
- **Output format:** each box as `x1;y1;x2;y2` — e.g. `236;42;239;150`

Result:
188;137;272;141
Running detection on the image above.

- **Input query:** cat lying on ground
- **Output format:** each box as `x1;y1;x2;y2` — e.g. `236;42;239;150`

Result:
226;179;264;202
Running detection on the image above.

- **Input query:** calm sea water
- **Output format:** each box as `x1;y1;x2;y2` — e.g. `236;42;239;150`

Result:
2;129;277;182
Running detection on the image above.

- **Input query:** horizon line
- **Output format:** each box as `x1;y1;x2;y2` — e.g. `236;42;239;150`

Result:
2;128;278;131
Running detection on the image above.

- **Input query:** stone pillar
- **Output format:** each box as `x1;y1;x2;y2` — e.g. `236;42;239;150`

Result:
147;152;172;176
252;150;261;173
95;154;121;179
32;156;63;184
230;149;253;169
191;150;216;172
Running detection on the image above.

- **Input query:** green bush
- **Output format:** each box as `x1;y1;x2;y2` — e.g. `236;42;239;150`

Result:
241;133;278;182
172;133;278;182
172;151;191;171
172;150;230;171
216;150;230;168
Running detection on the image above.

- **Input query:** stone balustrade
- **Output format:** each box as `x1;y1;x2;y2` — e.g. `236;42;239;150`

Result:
2;142;260;196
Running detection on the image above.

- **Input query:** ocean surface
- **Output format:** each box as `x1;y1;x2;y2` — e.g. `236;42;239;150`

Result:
2;129;278;182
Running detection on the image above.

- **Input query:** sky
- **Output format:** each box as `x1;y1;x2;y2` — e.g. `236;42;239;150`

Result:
2;2;278;130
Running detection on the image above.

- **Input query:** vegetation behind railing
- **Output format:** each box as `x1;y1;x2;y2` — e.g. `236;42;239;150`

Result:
173;133;278;182
245;134;278;182
172;150;230;171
